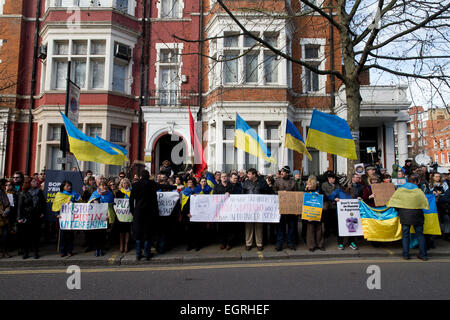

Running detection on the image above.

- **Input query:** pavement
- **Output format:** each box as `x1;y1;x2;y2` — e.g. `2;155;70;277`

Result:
2;234;450;268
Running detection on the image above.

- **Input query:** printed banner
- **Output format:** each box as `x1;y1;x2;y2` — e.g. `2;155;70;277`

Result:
190;194;280;223
392;178;406;187
113;198;133;223
337;199;364;237
44;170;84;222
59;203;108;230
301;193;323;221
157;192;180;217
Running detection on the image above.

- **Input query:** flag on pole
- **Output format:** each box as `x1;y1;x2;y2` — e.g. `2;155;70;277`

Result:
60;112;128;165
305;110;357;160
234;113;276;164
189;105;207;175
285;119;312;161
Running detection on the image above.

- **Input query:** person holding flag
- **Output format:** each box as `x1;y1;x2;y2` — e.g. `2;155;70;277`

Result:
52;180;81;257
181;178;204;251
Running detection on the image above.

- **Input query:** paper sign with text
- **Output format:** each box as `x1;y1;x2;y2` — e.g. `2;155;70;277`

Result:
337;199;364;237
301;193;323;221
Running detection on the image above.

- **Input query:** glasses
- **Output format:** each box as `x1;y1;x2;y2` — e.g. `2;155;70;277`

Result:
13;176;20;179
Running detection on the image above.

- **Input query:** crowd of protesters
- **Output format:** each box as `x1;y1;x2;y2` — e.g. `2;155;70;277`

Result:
1;158;449;261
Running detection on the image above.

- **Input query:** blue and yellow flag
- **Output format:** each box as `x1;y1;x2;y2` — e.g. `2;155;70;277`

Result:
411;194;441;235
305;110;357;160
60;112;128;165
285;119;312;161
206;172;217;189
359;201;402;242
234;113;276;164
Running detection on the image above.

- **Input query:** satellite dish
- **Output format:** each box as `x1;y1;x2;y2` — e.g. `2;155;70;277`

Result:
415;153;431;165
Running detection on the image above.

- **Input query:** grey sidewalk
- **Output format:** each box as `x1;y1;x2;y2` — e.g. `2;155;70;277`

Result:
2;236;450;268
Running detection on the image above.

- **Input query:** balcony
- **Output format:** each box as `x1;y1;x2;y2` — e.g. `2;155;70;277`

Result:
147;90;198;107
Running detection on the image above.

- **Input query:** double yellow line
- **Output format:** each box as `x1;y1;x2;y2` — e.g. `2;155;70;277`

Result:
1;258;450;275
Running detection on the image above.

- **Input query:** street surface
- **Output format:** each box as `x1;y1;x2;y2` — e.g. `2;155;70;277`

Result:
0;257;449;300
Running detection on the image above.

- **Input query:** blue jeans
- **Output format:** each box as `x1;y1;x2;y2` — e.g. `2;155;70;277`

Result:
402;224;427;258
135;240;151;257
277;215;297;247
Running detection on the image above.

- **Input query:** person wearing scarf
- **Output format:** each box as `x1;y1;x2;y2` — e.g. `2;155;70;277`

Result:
387;174;430;261
88;180;115;257
181;178;203;251
115;178;132;253
52;180;81;257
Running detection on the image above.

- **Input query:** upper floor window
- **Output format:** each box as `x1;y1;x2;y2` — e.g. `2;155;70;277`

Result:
300;39;326;94
157;46;181;105
159;0;182;18
49;0;133;15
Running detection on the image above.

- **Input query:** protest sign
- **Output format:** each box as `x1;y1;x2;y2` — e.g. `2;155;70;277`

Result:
337;199;364;237
157;192;180;216
278;191;303;215
113;198;133;223
44;170;84;222
391;178;406;187
59;203;108;230
371;183;396;206
354;163;365;175
190;194;280;223
301;193;323;221
7;194;14;207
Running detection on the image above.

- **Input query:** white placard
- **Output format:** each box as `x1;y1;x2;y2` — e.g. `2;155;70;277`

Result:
113;198;133;223
190;194;280;223
59;203;108;230
157;192;180;216
337;199;364;237
7;194;14;207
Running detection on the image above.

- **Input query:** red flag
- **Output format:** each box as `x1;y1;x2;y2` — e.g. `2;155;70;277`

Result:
189;105;207;174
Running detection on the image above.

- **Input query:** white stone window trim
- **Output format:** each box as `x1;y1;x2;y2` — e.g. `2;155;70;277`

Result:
44;34;135;95
156;0;185;19
154;42;184;105
300;0;325;14
300;38;326;95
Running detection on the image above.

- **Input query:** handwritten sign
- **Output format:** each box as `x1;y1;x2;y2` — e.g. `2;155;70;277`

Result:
278;191;304;215
114;198;133;223
337;199;363;236
301;193;323;221
190;194;280;223
157;192;180;217
59;203;108;230
371;183;396;206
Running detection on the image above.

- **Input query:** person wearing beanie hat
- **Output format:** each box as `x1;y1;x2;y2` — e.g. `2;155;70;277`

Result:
329;175;360;251
274;165;298;251
293;170;302;190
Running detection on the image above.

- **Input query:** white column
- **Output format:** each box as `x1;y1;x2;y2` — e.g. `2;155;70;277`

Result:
384;122;395;173
396;110;410;166
216;118;223;172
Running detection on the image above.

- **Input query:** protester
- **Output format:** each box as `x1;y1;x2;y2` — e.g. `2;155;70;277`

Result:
52;180;81;257
321;171;339;238
351;173;364;199
160;160;173;177
130;170;167;260
382;174;392;183
362;176;379;207
429;173;448;195
274;166;298;251
329;176;360;250
303;175;324;252
387;174;429;260
213;173;233;250
242;168;270;251
293;170;302;190
17;177;35;259
114;178;132;253
0;179;11;258
81;175;96;202
28;177;46;258
182;177;203;251
89;180;115;257
12;171;24;192
403;160;413;176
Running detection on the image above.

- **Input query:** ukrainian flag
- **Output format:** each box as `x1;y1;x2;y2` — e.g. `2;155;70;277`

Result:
60;112;128;165
359;201;402;242
206;172;217;189
52;191;81;212
285;119;312;161
234;113;276;164
411;194;442;235
305;110;357;160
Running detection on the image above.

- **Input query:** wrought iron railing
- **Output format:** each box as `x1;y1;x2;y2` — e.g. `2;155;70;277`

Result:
147;90;198;107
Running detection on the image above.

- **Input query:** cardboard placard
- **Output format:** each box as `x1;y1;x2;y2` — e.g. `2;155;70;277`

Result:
278;191;304;215
371;183;396;207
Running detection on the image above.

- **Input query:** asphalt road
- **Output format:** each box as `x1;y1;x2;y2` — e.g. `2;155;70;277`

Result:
1;257;449;300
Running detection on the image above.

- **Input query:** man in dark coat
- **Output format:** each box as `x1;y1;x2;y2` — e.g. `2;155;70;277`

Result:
274;166;299;251
129;170;175;261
